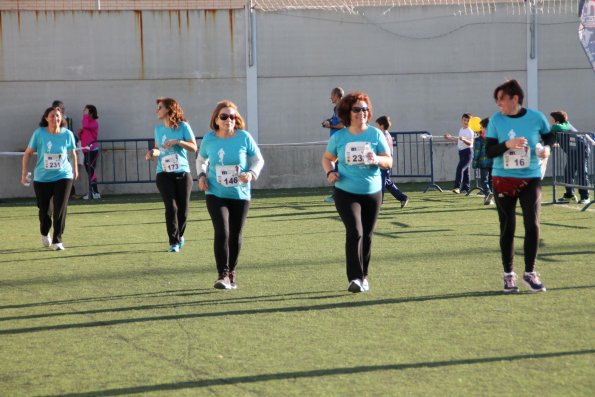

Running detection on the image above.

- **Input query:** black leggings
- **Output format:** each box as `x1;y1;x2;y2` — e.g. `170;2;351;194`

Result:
155;172;193;245
494;178;541;273
334;187;382;282
83;150;99;193
33;178;73;244
205;195;250;276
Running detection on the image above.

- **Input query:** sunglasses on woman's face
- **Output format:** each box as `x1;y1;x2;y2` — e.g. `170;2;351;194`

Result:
219;113;237;121
351;106;369;114
157;105;165;111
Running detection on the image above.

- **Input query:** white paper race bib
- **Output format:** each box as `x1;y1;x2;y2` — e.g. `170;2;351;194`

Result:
345;142;371;165
216;165;241;187
503;147;530;169
44;154;62;170
161;154;180;172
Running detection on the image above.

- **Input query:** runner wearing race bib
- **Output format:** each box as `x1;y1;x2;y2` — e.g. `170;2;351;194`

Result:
485;80;554;293
21;107;78;251
196;100;264;290
146;98;197;253
322;91;392;293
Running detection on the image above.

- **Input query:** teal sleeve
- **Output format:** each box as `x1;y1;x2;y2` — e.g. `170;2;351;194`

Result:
326;134;337;155
27;130;38;150
198;134;208;158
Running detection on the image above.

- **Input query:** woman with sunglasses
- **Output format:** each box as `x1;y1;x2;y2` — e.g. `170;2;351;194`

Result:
196;100;264;290
146;98;197;252
322;92;392;293
21;107;78;251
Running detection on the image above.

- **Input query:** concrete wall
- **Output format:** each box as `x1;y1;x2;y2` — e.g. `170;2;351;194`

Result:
0;6;593;198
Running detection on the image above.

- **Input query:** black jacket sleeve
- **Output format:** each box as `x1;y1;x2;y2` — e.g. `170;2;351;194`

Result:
486;138;508;159
541;133;555;147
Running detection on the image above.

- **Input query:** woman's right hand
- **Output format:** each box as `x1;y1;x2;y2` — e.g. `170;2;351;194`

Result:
506;137;528;149
198;176;208;191
145;149;156;160
327;171;340;184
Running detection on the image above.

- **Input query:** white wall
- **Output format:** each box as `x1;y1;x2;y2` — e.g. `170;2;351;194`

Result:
0;6;593;198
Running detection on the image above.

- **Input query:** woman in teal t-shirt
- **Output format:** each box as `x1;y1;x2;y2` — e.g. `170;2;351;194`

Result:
145;98;197;252
21;107;78;251
196;100;264;290
322;92;392;293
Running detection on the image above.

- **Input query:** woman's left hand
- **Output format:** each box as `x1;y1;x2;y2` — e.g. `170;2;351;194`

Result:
239;172;252;183
163;139;179;149
537;145;551;159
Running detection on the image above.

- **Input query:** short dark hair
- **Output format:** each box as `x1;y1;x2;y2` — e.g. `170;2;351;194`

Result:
51;100;64;109
493;79;524;106
332;87;344;99
550;111;568;124
85;105;99;119
462;113;471;120
39;107;67;128
375;115;391;130
480;117;489;129
336;91;373;127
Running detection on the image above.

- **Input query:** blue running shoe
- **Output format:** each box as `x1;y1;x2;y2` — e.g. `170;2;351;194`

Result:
523;272;546;292
168;244;179;253
179;237;185;249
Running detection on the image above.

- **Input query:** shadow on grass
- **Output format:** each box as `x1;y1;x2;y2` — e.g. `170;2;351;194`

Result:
46;349;595;397
375;229;453;239
0;249;157;264
0;288;567;335
540;221;591;230
537;250;595;262
0;291;346;322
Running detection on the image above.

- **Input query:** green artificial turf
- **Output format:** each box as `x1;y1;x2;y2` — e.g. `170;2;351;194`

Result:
1;185;593;396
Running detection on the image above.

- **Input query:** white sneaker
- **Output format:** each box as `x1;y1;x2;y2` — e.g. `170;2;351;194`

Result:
41;234;51;247
348;279;364;293
92;192;101;199
53;243;65;251
362;278;370;292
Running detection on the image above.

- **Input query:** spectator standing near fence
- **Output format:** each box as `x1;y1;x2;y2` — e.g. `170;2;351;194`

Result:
375;115;409;208
486;80;554;293
21;107;78;251
321;87;345;203
444;113;474;194
196;100;264;290
145;98;197;253
78;105;101;199
473;117;494;205
550;111;591;204
322;92;392;293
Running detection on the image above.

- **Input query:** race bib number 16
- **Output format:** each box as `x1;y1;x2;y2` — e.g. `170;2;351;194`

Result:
503;147;530;169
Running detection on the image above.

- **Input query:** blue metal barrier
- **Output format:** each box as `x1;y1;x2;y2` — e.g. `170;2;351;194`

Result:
93;137;203;186
390;131;442;193
551;130;594;211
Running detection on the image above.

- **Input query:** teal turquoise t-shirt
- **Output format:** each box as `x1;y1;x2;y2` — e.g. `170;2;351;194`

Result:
486;108;550;178
28;127;76;182
154;121;195;174
199;129;261;201
326;126;390;195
